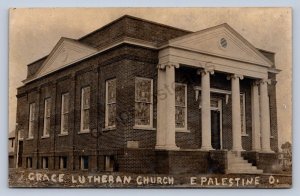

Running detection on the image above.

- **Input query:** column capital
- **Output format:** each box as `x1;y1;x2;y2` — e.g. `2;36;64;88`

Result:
197;66;215;76
259;78;272;85
252;80;261;86
226;74;244;80
157;63;180;70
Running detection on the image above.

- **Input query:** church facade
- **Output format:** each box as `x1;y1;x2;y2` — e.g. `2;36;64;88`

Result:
14;15;280;174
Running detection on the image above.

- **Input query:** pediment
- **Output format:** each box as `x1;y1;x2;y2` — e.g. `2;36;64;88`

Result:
34;38;97;78
167;24;273;67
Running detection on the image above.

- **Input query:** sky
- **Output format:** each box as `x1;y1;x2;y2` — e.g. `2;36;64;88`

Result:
8;8;292;147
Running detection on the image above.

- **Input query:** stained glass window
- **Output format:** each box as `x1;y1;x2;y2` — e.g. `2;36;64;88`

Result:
106;79;116;127
28;103;35;138
135;77;153;127
43;98;51;137
175;84;187;129
61;93;69;134
81;87;90;132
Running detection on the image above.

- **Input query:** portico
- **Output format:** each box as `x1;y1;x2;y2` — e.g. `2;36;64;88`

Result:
155;23;276;153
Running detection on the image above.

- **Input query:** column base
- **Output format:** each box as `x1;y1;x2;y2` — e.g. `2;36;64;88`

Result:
155;145;180;151
200;146;214;151
261;149;274;153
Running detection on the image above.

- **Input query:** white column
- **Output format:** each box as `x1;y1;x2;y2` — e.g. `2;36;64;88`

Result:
228;74;244;152
259;79;273;153
198;68;214;150
251;81;261;151
155;64;166;149
155;63;179;150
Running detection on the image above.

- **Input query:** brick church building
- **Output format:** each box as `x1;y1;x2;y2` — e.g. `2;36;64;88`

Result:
14;15;280;174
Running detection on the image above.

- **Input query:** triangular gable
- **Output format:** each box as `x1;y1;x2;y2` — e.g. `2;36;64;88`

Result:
33;37;98;79
166;23;273;67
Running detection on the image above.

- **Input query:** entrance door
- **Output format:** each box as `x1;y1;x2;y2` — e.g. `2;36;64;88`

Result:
211;110;221;149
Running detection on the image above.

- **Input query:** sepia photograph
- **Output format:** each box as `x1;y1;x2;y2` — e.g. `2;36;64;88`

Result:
8;7;292;188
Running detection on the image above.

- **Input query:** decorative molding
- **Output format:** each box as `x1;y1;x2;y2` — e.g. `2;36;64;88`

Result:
157;62;180;70
193;86;231;95
197;62;215;76
260;78;272;85
226;74;244;80
161;23;273;67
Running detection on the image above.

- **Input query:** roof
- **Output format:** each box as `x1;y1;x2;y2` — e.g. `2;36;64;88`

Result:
23;15;276;84
79;15;191;41
25;15;192;83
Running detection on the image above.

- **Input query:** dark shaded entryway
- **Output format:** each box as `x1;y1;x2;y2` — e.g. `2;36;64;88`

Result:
211;110;221;149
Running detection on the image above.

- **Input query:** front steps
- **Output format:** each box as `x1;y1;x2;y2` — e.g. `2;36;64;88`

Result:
226;151;263;174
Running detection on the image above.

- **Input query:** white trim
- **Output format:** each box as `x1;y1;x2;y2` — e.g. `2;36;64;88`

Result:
134;77;154;129
28;103;35;139
42;157;48;169
194;86;231;95
133;126;156;131
42;98;51;137
159;47;269;79
159;24;273;67
175;129;190;133
80;86;90;133
175;83;188;132
80;156;89;170
59;156;67;169
105;79;116;129
60;93;69;135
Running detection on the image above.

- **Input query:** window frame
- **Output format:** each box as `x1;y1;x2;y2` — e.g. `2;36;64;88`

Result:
60;93;70;135
59;156;67;169
27;157;32;169
80;156;89;170
105;79;117;129
134;77;153;129
104;155;115;172
80;86;90;133
42;98;51;138
42;157;49;169
175;83;188;132
28;103;36;139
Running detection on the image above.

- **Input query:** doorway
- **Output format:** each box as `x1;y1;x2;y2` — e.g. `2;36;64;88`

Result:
210;99;222;150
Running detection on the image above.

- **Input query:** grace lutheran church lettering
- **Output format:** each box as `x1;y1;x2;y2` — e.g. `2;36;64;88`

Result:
13;15;280;175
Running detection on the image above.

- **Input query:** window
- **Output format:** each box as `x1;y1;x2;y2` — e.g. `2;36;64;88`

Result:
11;139;14;148
80;87;90;132
175;83;187;130
18;129;24;140
105;155;115;172
43;98;51;137
134;77;153;127
28;103;36;139
61;93;69;134
42;157;48;169
59;156;67;169
240;93;246;135
26;157;32;168
80;156;89;170
105;79;116;128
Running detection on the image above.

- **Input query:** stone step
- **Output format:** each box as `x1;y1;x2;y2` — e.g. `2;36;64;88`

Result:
227;169;263;174
228;159;249;164
228;162;254;168
226;152;264;174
